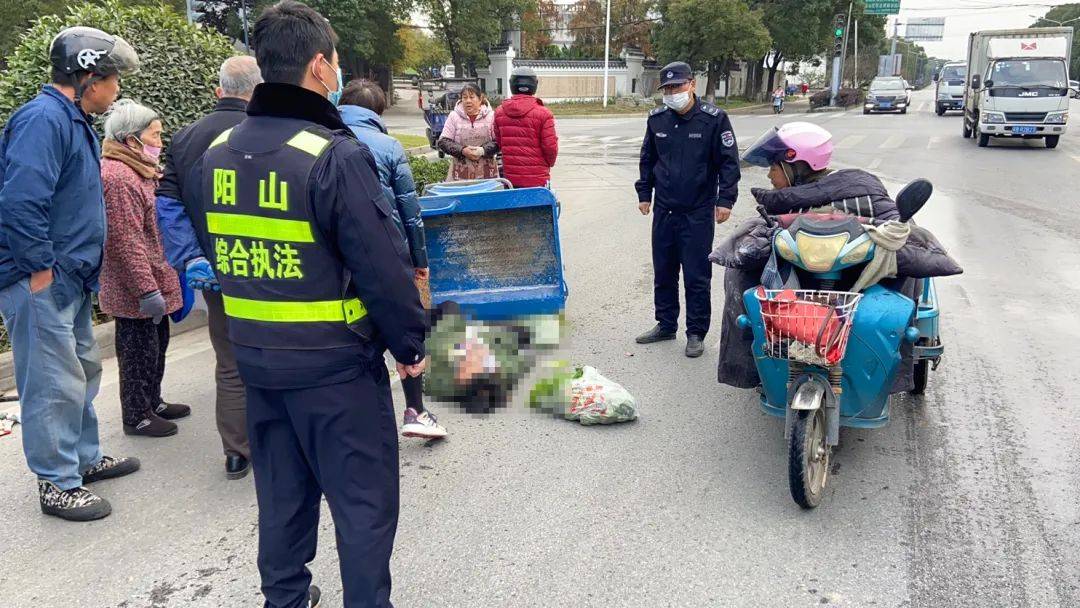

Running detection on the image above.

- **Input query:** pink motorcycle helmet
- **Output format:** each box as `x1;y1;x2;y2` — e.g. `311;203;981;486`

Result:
741;122;833;171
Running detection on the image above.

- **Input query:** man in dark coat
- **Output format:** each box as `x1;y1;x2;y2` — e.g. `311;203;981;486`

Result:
155;55;262;480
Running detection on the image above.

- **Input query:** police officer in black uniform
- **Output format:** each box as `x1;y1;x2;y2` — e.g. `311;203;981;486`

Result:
635;61;741;358
191;2;426;606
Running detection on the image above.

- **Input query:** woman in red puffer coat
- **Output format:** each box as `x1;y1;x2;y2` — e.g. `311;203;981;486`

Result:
493;67;558;188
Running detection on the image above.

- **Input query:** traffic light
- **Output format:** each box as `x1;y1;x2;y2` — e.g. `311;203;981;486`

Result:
833;13;846;56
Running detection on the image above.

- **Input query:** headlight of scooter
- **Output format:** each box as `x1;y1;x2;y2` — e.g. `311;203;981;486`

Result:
982;111;1005;124
775;236;797;262
794;233;849;273
1045;110;1068;124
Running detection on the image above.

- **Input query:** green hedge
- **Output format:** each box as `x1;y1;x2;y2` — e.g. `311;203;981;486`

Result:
409;156;450;194
0;0;235;138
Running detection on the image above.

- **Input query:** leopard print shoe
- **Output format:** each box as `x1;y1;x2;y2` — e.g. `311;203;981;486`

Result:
38;480;112;521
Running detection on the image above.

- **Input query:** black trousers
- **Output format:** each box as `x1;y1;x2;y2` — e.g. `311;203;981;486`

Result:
652;206;715;338
115;317;169;426
246;363;399;608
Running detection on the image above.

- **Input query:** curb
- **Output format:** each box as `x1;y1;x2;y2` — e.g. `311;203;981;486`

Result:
0;311;209;397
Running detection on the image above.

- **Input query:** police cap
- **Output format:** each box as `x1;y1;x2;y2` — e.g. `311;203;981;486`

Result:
658;61;692;89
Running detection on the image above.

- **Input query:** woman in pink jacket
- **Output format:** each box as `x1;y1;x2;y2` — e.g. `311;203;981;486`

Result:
436;83;500;181
99;100;187;438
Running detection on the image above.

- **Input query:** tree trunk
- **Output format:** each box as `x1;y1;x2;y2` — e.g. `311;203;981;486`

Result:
765;52;782;98
705;60;718;102
724;57;732;104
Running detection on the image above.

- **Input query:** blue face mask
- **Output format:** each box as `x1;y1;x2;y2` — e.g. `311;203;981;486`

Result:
321;58;343;106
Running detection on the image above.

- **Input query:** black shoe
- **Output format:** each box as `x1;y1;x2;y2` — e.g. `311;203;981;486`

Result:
154;401;191;420
123;413;178;437
82;455;141;484
38;480;111;521
636;325;677;344
309;585;321;608
225;453;250;480
685;335;705;358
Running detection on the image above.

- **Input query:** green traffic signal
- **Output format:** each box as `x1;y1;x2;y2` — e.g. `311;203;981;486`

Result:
835;27;844;37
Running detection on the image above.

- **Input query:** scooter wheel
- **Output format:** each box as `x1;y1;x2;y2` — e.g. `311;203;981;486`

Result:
788;407;829;509
911;359;929;395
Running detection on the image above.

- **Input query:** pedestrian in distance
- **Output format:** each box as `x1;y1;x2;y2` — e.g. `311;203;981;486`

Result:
99;99;190;438
0;26;141;522
339;79;447;440
192;2;428;606
436;82;500;181
635;61;742;358
494;67;559;188
156;54;263;480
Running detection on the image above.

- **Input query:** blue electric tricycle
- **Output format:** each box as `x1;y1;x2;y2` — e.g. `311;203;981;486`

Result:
736;179;944;509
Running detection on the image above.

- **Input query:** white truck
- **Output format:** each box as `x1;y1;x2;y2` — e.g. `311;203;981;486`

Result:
934;62;967;116
963;27;1076;148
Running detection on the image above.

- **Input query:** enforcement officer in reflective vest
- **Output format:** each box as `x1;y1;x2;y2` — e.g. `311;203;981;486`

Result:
194;2;426;606
635;61;741;358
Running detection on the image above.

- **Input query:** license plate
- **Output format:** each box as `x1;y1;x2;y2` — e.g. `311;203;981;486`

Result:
880;102;892;108
1013;126;1037;134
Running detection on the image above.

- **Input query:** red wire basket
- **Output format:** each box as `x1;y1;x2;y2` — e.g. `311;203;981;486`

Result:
754;287;863;367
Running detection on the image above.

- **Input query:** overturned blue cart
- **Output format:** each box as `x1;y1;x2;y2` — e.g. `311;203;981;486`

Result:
419;179;567;320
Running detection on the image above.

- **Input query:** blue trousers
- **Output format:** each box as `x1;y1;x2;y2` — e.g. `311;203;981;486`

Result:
244;362;400;608
0;273;102;490
652;206;715;338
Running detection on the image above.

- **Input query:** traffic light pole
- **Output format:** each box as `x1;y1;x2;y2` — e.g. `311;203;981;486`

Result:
829;2;853;107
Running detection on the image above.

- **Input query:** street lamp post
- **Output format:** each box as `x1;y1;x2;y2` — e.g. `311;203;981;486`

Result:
602;0;611;108
241;0;250;52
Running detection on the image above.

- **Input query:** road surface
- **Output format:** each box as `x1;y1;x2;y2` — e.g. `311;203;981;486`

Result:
1;88;1077;607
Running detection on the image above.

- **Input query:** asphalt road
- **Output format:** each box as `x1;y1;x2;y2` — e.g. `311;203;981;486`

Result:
1;88;1078;607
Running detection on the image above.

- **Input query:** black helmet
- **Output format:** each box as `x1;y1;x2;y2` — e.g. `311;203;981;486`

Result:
50;27;139;77
510;67;538;95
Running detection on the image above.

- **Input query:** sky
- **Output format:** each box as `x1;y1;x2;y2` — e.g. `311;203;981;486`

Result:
886;0;1078;60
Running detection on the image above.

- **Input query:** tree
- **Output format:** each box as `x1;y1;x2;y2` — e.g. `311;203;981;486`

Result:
1031;4;1080;79
753;0;834;96
520;0;559;58
0;0;185;69
655;0;771;102
0;0;234;134
568;0;654;59
420;0;529;75
395;27;451;74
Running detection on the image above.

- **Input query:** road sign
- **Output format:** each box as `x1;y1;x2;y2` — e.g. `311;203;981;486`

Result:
866;0;900;15
905;17;945;42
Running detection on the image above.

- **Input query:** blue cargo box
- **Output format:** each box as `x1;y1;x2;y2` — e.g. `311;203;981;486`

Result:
419;183;567;320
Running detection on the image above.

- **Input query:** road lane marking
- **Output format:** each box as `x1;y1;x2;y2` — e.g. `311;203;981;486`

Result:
621;137;643;144
918;102;928;112
867;158;882;170
598;136;623;142
1070;154;1080;164
879;134;906;149
927;136;942;150
836;134;866;149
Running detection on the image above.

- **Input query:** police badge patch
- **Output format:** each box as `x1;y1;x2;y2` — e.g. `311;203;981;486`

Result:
721;130;735;147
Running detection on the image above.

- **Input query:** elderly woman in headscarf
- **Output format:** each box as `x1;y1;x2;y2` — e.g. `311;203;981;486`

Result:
99;99;189;438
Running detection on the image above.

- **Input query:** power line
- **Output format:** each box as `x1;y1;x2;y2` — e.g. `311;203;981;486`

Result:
400;16;661;34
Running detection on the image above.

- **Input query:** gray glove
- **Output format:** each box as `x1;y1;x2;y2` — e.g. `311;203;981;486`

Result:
139;290;167;324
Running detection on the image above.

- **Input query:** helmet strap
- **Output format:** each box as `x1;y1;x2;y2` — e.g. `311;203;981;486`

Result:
781;162;795;187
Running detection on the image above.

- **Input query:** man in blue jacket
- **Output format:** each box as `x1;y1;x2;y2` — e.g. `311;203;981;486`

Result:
0;27;141;521
338;79;449;441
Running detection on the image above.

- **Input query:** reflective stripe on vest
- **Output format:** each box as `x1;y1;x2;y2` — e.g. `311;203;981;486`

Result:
223;294;367;324
206;212;315;243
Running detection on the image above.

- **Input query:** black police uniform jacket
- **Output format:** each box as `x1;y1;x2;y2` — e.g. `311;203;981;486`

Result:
635;98;741;211
186;83;426;388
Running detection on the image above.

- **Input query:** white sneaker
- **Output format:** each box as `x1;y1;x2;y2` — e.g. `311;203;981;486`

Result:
402;407;448;439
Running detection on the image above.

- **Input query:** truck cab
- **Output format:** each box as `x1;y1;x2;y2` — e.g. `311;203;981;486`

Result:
934;62;967;115
964;28;1074;149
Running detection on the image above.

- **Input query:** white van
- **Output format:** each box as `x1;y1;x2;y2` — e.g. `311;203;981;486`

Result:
934;62;966;115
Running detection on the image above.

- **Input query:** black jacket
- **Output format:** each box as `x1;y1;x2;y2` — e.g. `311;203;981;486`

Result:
188;83;426;385
751;169;900;221
635;98;741;210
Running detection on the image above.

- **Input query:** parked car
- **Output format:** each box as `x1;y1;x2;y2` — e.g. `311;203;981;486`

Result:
864;78;911;114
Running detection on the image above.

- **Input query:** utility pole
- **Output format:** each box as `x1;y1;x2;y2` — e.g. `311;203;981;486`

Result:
889;17;900;75
854;20;859;88
602;0;612;108
241;0;250;52
185;0;194;23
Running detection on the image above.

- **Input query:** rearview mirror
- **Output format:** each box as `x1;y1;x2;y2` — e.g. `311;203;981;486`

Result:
1071;87;1080;99
896;178;933;223
984;79;994;89
971;74;981;90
